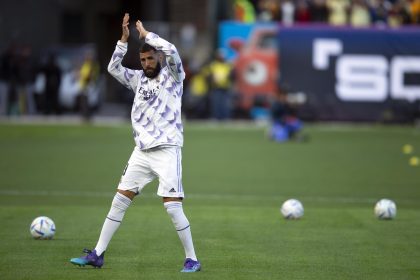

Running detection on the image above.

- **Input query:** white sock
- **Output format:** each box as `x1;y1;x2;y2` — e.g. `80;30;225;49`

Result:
95;192;132;255
164;201;197;261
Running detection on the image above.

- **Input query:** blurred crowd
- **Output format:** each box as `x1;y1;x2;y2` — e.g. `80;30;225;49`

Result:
234;0;420;27
183;51;236;121
183;52;306;141
0;42;100;120
2;0;418;124
0;43;37;116
183;0;420;124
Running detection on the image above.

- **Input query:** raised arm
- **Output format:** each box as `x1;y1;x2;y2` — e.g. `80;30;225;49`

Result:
120;13;130;43
107;13;139;91
136;20;185;82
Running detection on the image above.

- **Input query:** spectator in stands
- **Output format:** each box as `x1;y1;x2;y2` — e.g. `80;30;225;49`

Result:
249;0;420;27
295;0;312;23
206;50;233;120
39;53;62;115
388;0;411;26
16;45;36;115
78;51;99;121
309;0;329;23
281;0;296;25
326;0;350;25
409;0;420;23
370;0;391;26
247;0;420;27
258;0;281;21
349;0;371;27
6;44;19;115
184;67;210;119
0;45;13;115
234;0;257;22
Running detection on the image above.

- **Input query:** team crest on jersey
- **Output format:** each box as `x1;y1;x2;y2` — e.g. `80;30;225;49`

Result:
138;86;159;101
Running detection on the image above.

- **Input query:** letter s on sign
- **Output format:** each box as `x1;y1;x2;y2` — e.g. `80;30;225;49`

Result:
336;55;388;102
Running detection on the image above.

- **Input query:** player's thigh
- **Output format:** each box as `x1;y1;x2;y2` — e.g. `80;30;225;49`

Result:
118;147;155;194
149;146;184;197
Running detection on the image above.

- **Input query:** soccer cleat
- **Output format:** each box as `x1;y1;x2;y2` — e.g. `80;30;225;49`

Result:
70;249;104;268
180;258;201;272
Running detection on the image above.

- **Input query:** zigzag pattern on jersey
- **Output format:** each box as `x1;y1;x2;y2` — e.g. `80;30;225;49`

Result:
130;32;183;149
167;60;184;80
165;80;180;98
159;105;171;119
112;52;124;61
150;97;162;110
124;69;135;82
134;105;166;141
138;139;145;149
166;134;175;143
167;110;180;125
176;123;183;131
132;108;145;122
130;71;182;148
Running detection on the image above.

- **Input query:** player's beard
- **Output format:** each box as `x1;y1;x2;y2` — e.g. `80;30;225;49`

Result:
144;62;161;79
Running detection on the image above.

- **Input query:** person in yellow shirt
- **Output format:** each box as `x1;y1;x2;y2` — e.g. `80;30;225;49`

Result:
185;68;210;118
349;0;371;27
410;0;420;23
78;51;99;121
234;0;256;23
206;51;233;120
326;0;350;25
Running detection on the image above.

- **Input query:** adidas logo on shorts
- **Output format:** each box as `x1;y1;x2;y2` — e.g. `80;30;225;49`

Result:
169;188;176;193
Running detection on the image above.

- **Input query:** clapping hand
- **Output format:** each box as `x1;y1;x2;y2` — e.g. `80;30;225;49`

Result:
121;13;130;43
136;20;149;39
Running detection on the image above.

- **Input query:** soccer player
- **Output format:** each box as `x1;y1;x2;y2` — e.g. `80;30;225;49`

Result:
70;13;201;273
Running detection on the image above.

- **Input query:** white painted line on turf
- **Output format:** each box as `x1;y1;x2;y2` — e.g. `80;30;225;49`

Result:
0;190;115;197
0;190;417;205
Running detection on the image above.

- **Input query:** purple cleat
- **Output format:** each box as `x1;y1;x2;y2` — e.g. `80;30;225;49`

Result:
70;249;104;268
181;258;201;272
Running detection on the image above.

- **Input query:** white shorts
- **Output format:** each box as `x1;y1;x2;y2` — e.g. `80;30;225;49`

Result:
118;146;184;198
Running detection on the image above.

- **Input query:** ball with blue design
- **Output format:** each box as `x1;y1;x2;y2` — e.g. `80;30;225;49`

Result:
374;199;397;220
30;216;56;239
281;199;304;219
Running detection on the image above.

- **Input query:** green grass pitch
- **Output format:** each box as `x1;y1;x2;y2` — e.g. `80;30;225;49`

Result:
0;122;419;280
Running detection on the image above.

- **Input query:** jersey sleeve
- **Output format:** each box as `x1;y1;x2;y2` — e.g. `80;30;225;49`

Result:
145;32;185;82
107;41;139;91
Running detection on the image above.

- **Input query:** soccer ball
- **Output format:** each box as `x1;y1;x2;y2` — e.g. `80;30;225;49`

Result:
280;199;304;219
374;199;397;220
30;216;56;239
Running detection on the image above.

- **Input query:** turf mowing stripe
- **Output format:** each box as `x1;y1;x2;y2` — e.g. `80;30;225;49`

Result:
0;189;418;205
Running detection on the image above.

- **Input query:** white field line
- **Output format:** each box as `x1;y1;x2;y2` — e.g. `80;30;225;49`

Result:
0;115;129;126
0;189;417;205
184;122;420;134
1;117;419;134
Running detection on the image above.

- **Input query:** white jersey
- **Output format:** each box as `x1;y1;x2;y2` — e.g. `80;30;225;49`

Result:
108;32;185;150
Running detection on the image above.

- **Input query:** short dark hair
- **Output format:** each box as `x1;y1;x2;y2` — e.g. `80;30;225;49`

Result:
140;43;157;53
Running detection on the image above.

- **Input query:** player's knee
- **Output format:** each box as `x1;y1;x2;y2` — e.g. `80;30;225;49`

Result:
117;189;137;200
164;200;182;208
163;201;183;217
162;197;183;203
